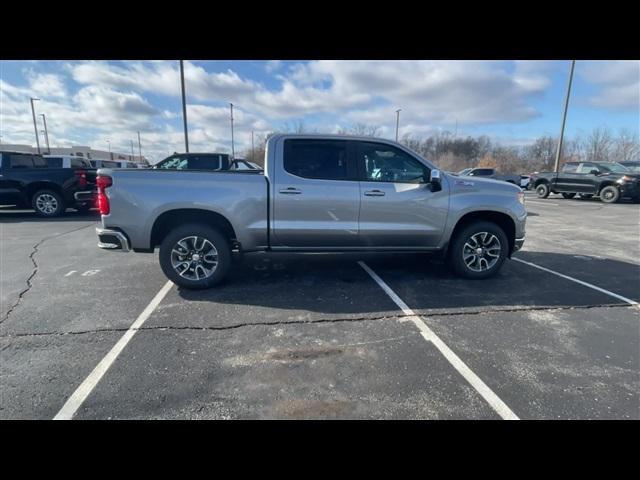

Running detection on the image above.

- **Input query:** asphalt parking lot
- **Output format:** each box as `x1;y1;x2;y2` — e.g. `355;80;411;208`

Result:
1;190;639;420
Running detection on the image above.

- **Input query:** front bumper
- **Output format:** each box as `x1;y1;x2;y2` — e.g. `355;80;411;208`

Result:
96;227;130;252
514;236;525;252
618;180;640;199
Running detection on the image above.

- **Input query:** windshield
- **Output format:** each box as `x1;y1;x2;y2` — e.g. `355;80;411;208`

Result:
598;162;630;173
621;163;640;173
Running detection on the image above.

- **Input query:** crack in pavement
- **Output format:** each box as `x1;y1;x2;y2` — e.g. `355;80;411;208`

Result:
0;302;631;339
1;223;95;325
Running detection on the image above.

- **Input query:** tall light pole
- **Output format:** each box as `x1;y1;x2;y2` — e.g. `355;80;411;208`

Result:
137;131;142;163
230;103;235;159
395;109;401;142
130;140;135;161
30;98;41;153
106;139;111;159
39;114;51;154
180;60;189;153
554;60;576;173
251;130;254;162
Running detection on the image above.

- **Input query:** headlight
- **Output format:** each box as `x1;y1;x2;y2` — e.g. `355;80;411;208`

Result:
517;192;525;205
617;175;634;183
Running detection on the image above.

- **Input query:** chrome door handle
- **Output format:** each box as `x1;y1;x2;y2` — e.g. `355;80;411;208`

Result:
279;187;302;194
364;190;385;196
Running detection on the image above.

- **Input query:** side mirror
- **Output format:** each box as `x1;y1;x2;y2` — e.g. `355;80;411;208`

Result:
430;169;442;192
590;169;599;175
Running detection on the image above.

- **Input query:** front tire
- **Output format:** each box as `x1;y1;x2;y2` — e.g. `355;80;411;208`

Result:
32;189;66;217
536;183;550;198
448;221;509;279
599;185;620;204
159;224;231;289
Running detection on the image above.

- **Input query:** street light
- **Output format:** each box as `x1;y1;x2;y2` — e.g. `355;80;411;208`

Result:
230;103;235;159
553;60;576;173
30;98;41;154
180;60;189;153
395;109;402;142
39;114;51;154
137;131;142;163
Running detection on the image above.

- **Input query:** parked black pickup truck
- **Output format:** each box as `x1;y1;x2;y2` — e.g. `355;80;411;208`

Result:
0;151;98;216
531;161;640;203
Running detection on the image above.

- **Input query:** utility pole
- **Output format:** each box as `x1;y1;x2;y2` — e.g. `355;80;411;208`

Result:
39;114;51;153
230;103;235;159
130;140;135;161
137;131;142;162
395;109;401;142
554;60;576;173
180;60;189;153
251;130;254;162
30;98;41;154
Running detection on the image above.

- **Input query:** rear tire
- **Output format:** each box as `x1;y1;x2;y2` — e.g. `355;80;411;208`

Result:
159;223;231;289
32;189;66;217
448;221;509;279
562;193;576;199
536;183;550;198
599;185;620;204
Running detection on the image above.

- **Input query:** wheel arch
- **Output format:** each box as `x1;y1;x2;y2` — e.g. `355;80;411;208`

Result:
150;208;238;249
447;210;516;257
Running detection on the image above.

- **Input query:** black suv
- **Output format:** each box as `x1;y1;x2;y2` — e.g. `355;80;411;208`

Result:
153;152;232;170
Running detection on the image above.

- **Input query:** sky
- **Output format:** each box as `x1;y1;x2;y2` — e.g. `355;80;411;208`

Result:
0;60;638;163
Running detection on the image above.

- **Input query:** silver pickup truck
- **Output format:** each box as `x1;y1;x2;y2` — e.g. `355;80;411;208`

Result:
96;134;526;289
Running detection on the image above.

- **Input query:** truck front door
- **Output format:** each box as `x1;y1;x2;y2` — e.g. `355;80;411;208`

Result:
272;138;360;247
355;141;449;248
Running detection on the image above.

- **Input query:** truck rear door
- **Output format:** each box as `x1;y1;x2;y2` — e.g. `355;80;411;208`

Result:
272;139;360;247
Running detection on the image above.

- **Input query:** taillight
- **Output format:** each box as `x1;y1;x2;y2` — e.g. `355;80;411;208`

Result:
75;169;88;188
96;175;112;215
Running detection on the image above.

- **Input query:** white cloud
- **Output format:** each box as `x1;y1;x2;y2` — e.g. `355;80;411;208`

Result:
580;60;640;110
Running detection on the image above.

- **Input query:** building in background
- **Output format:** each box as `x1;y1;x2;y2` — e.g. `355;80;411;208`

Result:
0;144;149;166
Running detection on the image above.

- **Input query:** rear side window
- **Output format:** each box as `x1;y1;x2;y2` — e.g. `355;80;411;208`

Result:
283;139;350;180
46;157;64;168
9;155;35;168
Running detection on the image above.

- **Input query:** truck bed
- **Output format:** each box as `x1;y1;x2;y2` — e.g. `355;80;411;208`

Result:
101;169;269;251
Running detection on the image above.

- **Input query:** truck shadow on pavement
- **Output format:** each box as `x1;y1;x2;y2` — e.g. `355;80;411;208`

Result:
0;207;100;223
176;251;640;316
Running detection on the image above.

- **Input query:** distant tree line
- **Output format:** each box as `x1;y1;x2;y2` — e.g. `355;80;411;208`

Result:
240;124;639;174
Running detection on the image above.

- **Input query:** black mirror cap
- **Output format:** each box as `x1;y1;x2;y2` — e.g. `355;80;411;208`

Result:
590;169;599;175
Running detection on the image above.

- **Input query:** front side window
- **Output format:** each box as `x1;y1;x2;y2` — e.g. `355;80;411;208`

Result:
359;142;429;183
577;163;598;174
470;169;494;176
284;140;350;180
562;163;579;173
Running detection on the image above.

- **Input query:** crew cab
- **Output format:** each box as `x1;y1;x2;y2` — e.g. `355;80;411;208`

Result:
531;161;640;203
457;168;522;186
0;150;97;216
96;135;527;289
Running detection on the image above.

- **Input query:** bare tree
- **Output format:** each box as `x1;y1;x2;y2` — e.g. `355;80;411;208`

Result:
611;128;640;162
584;126;614;162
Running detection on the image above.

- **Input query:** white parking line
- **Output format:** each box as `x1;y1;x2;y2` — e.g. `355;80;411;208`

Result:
358;261;519;420
512;257;639;307
53;280;174;420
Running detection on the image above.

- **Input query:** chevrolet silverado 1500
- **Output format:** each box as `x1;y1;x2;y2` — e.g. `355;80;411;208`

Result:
96;134;527;289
